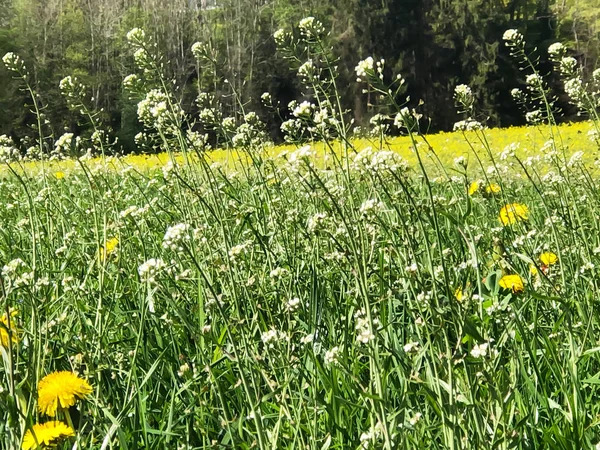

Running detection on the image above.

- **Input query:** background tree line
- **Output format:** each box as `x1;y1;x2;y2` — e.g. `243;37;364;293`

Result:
0;0;598;152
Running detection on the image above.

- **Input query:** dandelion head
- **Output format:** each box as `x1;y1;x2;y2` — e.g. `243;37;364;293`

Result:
499;203;529;226
0;309;18;348
454;288;463;302
499;274;525;294
22;421;75;450
486;183;501;194
468;181;480;196
540;252;558;266
37;371;93;416
99;237;119;262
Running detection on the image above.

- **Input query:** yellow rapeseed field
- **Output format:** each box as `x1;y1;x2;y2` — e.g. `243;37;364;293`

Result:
6;121;595;177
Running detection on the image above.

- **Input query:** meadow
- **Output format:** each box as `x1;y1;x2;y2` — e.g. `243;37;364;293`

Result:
3;21;600;450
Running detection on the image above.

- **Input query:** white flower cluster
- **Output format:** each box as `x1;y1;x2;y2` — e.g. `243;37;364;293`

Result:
261;327;288;349
454;84;472;99
510;88;524;102
231;122;268;149
228;242;249;262
525;73;542;88
199;107;219;124
355;57;384;83
359;424;383;449
244;112;259;126
559;56;578;77
500;142;519;161
285;297;301;312
2;258;33;288
298;17;325;39
191;42;209;60
352;146;408;174
120;204;150;219
502;29;523;46
307;212;328;233
298;59;317;82
137;89;183;133
260;92;272;105
53;133;75;159
58;75;84;102
133;48;153;70
403;341;420;354
2;52;26;74
355;56;374;80
548;42;565;59
470;341;497;359
453;119;484;132
0;135;20;163
287;145;314;171
293;101;315;119
187;130;210;151
126;28;146;45
220;117;235;133
359;198;383;218
564;77;585;106
138;258;167;284
324;346;340;365
162;223;191;252
312;106;339;133
525;110;543;125
273;28;288;46
393;107;422;130
123;74;142;94
269;266;289;280
280;119;303;142
354;308;379;344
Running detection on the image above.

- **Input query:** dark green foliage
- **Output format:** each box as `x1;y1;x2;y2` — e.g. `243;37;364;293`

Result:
0;0;596;150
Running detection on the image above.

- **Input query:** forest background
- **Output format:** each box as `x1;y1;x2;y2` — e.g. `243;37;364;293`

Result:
0;0;598;153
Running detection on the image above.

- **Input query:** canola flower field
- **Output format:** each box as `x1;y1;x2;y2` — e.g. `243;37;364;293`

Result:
4;19;600;450
5;121;597;178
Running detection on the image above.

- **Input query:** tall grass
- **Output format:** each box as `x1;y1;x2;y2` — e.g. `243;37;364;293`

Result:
1;19;600;450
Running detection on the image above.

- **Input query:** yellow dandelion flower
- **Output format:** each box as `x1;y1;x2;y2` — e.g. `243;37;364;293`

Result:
486;183;501;194
468;181;479;196
529;264;538;276
499;274;524;294
99;237;119;262
54;172;65;180
499;203;529;226
540;252;558;266
454;287;463;302
38;371;93;417
1;309;18;348
22;421;75;450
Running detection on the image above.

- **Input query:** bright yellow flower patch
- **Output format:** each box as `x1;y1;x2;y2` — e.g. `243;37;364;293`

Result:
99;237;119;262
499;203;529;226
486;183;501;194
454;287;463;302
499;274;525;293
0;309;18;348
540;252;558;266
37;371;93;417
468;181;480;196
22;421;75;450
